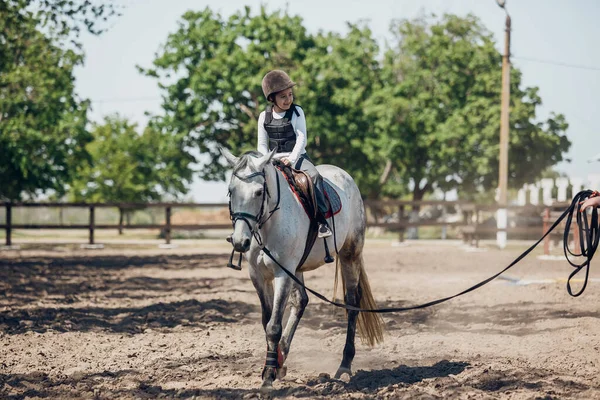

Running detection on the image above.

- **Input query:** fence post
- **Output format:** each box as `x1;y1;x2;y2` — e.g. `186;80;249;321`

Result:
462;208;469;244
441;204;447;240
165;206;172;245
6;204;12;246
118;207;124;235
474;206;480;248
398;205;405;242
543;207;550;255
89;206;95;245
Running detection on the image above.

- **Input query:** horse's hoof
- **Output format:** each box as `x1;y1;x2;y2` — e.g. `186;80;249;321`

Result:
334;367;352;380
259;382;273;395
276;365;287;379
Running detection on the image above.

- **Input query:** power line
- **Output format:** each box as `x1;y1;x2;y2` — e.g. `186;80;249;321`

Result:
512;55;600;71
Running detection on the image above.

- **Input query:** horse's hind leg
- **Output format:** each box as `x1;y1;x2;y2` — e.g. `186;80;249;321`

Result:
335;237;384;379
278;272;309;378
334;248;362;380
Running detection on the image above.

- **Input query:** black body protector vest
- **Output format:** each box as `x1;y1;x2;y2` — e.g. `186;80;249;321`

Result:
264;104;301;153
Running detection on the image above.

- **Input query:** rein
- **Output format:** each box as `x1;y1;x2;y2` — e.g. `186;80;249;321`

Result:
260;190;599;313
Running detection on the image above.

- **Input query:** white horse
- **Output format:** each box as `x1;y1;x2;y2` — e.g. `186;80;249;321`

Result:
221;148;384;393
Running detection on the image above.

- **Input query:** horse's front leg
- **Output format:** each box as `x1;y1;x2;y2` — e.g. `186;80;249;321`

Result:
277;272;308;379
249;266;274;332
261;272;292;393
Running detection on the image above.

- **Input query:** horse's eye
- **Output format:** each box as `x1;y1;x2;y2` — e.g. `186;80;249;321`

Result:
255;189;263;197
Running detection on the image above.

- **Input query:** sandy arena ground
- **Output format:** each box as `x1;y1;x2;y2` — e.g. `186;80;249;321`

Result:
1;239;599;399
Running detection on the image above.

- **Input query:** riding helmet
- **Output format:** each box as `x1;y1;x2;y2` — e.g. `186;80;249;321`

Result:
261;70;296;101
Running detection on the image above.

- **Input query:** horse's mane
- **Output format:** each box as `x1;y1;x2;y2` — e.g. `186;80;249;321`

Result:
233;150;266;174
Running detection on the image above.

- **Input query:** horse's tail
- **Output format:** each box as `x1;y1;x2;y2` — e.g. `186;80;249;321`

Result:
356;258;385;346
333;254;385;347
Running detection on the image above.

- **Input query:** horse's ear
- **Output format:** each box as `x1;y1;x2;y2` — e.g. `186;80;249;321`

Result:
256;148;276;170
219;146;239;167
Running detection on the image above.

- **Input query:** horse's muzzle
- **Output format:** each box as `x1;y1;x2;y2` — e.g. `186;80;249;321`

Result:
233;237;251;253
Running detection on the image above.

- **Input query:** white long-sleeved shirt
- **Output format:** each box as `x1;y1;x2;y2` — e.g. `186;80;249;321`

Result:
257;105;307;165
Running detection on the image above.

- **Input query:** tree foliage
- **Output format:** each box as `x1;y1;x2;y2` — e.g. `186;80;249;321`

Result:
0;0;120;201
297;25;385;199
140;7;386;191
3;4;569;203
68;115;195;203
145;9;570;201
368;14;570;200
8;0;120;39
139;6;316;181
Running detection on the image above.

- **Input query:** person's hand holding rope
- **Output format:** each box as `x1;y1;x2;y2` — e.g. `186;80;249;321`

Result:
580;190;600;212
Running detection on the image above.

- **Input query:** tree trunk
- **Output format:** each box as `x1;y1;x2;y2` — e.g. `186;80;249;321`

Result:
379;159;393;185
367;198;382;224
118;208;124;235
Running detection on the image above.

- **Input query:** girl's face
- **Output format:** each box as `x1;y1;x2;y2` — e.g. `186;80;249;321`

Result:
273;88;293;112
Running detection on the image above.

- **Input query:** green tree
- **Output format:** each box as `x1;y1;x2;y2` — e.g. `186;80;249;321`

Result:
144;8;570;203
139;6;315;181
141;7;385;193
10;0;120;38
297;25;387;199
68;115;194;228
368;14;570;201
68;115;194;202
0;0;120;201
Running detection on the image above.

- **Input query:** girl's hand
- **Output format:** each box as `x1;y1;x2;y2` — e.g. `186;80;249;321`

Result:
580;191;600;212
281;158;291;167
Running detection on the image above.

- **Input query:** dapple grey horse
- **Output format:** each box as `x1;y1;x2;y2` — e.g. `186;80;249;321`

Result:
221;148;384;393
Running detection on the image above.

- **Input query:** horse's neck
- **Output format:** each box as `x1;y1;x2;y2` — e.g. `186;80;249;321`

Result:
261;164;308;243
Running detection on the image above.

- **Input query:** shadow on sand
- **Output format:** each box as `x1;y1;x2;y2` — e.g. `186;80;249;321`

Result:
0;361;469;399
3;359;597;399
0;253;258;335
0;298;257;335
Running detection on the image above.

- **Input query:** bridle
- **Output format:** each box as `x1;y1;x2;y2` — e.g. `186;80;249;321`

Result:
228;165;281;248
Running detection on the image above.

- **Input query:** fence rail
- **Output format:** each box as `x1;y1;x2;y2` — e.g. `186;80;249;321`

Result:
0;201;572;247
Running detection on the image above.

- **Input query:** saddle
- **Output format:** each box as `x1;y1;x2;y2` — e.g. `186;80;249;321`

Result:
284;165;318;218
273;160;331;268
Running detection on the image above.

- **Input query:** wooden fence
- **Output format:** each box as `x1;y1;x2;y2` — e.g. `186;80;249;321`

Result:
0;201;573;247
0;202;229;246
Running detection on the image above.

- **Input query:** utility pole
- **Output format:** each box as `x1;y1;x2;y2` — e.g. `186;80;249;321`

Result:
496;0;511;249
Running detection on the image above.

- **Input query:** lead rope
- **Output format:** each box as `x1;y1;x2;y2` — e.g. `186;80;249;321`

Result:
260;190;599;313
563;190;599;296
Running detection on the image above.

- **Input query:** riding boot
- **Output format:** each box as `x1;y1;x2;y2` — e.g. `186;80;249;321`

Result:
316;209;334;263
314;177;332;238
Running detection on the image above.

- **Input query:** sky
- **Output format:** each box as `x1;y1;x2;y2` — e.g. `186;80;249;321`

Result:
74;0;600;203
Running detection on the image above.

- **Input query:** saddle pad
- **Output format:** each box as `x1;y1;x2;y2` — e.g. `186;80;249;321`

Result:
323;181;342;219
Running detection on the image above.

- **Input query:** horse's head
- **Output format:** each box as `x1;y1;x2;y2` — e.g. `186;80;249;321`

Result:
220;147;276;252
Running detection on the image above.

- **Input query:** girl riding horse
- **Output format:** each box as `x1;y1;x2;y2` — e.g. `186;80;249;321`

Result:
258;70;332;239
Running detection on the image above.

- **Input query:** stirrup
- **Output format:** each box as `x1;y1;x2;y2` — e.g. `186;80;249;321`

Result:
318;224;332;238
